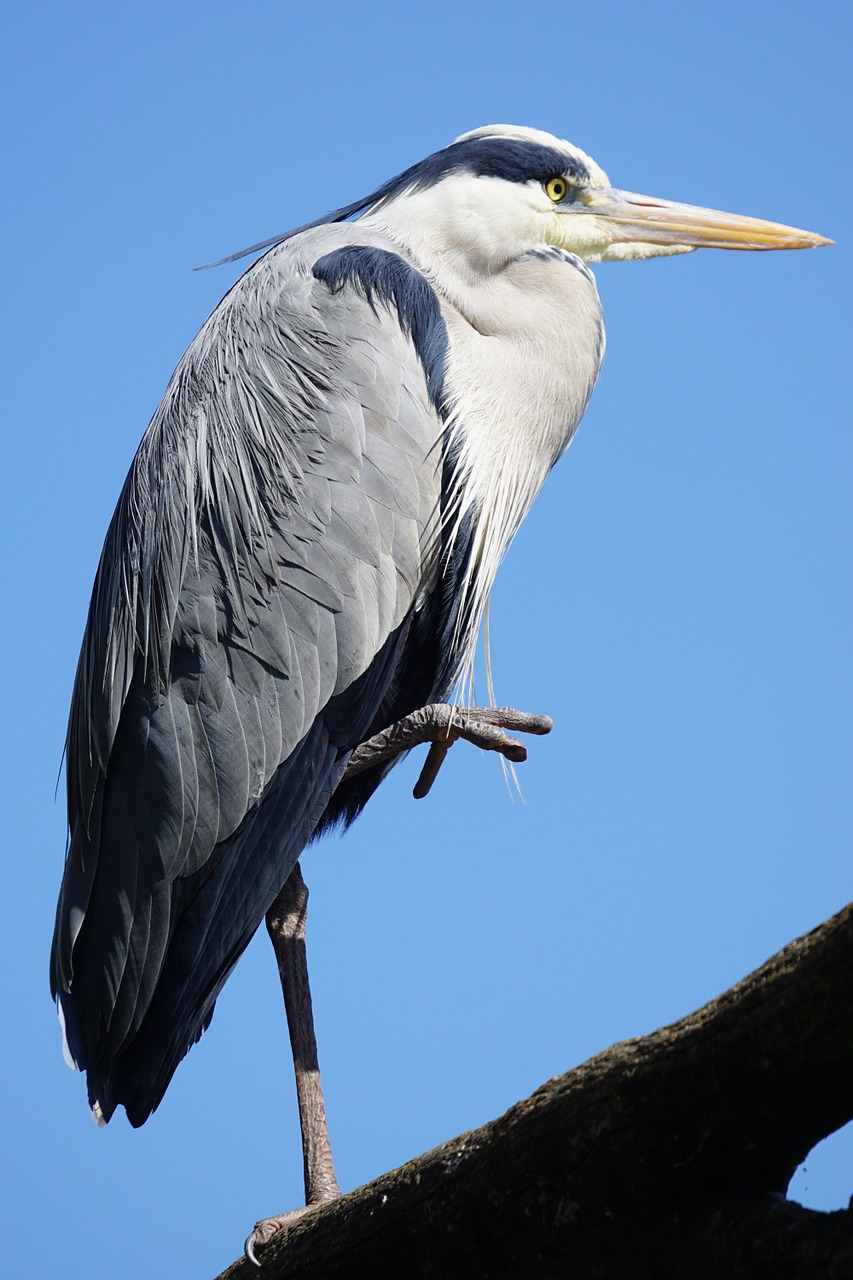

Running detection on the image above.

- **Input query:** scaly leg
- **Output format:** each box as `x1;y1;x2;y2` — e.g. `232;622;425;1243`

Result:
245;863;340;1263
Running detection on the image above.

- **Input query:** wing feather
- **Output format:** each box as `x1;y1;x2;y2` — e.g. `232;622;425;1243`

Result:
51;225;452;1123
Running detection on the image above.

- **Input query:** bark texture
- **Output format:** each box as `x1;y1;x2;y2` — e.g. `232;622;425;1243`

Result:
216;902;853;1280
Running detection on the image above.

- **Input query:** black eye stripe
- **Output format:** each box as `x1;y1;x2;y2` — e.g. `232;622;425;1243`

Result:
367;139;590;208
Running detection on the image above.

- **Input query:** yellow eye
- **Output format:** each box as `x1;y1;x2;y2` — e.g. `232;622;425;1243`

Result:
545;176;569;202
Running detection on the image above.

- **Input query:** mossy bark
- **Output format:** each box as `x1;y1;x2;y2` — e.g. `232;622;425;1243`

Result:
215;902;853;1279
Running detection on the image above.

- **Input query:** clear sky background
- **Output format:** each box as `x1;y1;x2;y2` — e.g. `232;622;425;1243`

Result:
2;2;850;1275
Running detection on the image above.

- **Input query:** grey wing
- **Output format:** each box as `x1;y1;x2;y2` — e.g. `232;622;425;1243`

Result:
50;238;445;1124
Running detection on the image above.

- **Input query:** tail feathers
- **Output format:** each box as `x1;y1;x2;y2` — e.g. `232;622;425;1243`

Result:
55;991;109;1127
56;995;79;1071
63;718;348;1128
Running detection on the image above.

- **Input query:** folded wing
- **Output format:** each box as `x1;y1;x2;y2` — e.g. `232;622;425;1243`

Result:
50;228;454;1125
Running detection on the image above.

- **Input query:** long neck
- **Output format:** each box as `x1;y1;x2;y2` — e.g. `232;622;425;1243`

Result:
363;206;606;692
437;252;606;691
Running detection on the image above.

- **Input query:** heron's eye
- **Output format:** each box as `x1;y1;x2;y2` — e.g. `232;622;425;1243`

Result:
545;176;569;202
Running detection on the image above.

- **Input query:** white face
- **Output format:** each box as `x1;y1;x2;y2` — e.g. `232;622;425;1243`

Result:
365;170;577;277
365;124;829;274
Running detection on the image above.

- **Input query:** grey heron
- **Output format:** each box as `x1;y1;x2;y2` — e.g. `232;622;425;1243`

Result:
50;125;829;1256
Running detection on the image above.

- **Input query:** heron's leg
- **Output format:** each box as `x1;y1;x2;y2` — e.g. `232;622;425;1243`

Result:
245;862;340;1264
344;704;553;798
245;706;550;1262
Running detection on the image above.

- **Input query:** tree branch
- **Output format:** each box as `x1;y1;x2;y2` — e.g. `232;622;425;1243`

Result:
216;902;853;1279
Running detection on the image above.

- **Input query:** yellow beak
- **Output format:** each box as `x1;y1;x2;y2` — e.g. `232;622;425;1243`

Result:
580;188;832;251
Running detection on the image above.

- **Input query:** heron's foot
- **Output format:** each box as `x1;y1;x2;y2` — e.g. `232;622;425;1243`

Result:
344;704;553;798
245;1196;340;1266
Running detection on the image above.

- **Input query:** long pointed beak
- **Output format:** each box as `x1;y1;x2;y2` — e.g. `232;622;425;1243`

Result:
581;188;832;251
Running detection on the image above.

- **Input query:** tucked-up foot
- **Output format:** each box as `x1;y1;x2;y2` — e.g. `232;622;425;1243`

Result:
344;703;553;798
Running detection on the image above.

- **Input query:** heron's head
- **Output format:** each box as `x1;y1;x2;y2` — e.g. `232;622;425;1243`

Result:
198;125;831;277
360;124;831;275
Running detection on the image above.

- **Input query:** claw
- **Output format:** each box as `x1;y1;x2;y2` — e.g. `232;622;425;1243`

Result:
245;1216;289;1265
244;1230;262;1267
244;1213;293;1265
244;1204;327;1265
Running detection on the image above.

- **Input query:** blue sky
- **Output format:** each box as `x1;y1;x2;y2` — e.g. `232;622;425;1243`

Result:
2;2;850;1275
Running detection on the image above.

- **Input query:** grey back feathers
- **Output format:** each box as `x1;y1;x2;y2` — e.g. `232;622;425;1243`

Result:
51;133;606;1125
